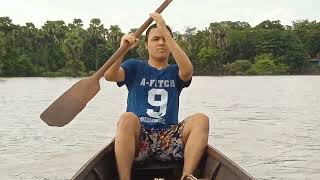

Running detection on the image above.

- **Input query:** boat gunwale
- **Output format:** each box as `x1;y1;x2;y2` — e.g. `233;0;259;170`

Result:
206;145;255;180
72;140;255;180
71;140;115;180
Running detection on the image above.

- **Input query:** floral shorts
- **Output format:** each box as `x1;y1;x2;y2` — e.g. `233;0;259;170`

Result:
135;121;186;161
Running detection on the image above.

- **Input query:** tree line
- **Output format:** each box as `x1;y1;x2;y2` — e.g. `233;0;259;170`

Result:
0;17;319;77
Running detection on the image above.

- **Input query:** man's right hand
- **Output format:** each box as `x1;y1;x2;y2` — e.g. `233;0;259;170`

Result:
120;33;139;50
105;33;138;82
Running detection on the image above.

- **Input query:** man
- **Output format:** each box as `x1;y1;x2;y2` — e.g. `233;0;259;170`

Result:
104;12;209;180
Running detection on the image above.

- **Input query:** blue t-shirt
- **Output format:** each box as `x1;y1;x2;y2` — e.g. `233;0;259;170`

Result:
117;59;191;130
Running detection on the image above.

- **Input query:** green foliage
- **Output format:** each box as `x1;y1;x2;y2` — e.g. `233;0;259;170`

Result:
224;60;252;75
226;30;257;63
0;16;319;76
293;20;320;57
310;65;320;74
248;54;288;75
303;61;320;74
62;27;86;76
196;47;219;74
255;29;308;73
1;52;35;76
255;20;285;30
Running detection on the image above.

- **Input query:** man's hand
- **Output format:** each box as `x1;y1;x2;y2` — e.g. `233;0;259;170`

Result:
120;33;139;50
150;12;166;29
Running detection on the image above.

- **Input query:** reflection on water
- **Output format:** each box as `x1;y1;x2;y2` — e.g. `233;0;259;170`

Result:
0;76;320;180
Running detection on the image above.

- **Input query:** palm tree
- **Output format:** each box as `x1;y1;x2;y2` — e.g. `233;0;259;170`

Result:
0;17;14;39
209;22;229;75
63;28;85;76
87;18;106;70
73;19;83;28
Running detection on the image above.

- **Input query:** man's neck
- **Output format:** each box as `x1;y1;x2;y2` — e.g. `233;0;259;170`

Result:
148;58;169;70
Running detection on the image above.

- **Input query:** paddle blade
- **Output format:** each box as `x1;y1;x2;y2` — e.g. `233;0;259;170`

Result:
40;77;100;127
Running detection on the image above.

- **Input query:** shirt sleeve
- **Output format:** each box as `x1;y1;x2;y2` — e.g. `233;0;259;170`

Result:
173;64;192;90
117;59;138;87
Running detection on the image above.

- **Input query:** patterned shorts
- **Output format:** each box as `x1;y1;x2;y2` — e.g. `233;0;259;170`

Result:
135;121;186;161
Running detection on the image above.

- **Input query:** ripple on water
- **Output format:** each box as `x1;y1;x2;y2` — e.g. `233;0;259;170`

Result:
1;76;320;180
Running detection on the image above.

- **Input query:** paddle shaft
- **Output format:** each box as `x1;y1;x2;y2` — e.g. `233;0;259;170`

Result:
93;0;173;79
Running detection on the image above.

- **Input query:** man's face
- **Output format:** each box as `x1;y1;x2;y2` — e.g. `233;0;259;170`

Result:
146;27;171;60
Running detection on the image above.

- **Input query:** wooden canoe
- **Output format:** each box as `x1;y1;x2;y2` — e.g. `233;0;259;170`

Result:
72;140;255;180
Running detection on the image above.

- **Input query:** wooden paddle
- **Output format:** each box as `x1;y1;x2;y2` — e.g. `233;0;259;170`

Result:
40;0;173;127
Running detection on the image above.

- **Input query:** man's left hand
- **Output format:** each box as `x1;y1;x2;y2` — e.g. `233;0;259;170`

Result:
150;12;166;28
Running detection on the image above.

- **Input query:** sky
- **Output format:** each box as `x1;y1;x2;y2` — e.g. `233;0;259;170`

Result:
0;0;319;33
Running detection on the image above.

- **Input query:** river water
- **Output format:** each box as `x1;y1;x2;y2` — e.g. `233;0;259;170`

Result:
0;76;319;180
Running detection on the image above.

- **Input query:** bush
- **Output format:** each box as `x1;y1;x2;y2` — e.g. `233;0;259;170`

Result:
224;60;252;75
249;56;288;75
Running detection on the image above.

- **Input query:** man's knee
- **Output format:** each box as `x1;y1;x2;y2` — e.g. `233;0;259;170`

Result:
117;112;140;131
193;113;209;121
193;113;209;127
183;113;209;136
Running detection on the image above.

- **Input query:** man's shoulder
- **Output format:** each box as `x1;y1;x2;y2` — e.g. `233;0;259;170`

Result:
124;59;146;65
169;63;178;68
122;59;146;70
168;63;179;72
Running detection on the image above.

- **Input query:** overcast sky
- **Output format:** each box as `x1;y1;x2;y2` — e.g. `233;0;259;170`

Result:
0;0;319;33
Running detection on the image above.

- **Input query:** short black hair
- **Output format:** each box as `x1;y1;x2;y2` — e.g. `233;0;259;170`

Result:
145;24;173;43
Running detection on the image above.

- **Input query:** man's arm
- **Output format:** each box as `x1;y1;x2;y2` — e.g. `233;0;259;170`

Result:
104;54;126;82
104;33;139;82
150;13;193;81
